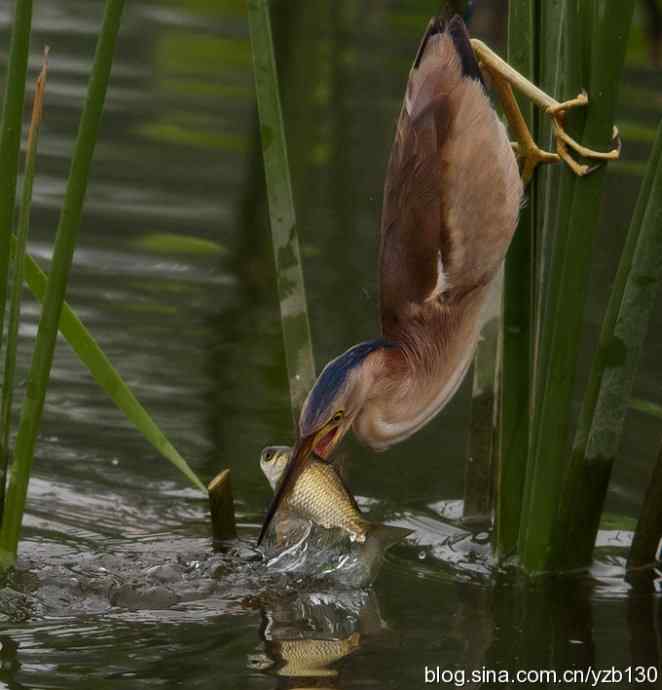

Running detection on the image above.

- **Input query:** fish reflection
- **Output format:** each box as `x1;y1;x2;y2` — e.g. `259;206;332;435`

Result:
251;588;386;687
271;633;360;678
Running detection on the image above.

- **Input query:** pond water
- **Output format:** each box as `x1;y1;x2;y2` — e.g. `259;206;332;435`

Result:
0;0;661;688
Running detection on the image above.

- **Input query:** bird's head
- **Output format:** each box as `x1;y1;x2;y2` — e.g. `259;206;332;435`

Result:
257;339;394;544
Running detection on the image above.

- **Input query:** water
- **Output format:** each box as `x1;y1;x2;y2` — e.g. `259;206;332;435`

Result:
0;0;661;687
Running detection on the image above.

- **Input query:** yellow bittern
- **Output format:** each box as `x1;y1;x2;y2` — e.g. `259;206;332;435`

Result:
258;12;620;544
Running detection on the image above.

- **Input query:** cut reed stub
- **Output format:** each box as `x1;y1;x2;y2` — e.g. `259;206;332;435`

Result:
208;469;237;541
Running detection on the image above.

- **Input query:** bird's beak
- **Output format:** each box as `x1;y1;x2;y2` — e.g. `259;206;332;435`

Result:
257;432;316;546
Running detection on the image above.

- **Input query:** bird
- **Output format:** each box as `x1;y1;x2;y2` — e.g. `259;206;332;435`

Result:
258;12;621;545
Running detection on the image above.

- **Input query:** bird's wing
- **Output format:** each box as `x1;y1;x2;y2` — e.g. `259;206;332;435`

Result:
379;15;521;341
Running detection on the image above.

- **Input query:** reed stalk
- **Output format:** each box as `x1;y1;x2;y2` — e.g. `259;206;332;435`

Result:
494;0;537;558
519;0;634;574
530;0;565;391
16;247;206;495
0;49;48;520
0;0;33;346
247;0;316;419
0;0;126;568
208;469;237;541
464;278;500;526
519;0;582;574
559;122;662;569
628;439;662;569
630;398;662;420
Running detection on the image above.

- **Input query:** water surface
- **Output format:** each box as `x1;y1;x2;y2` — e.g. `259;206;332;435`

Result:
0;1;661;688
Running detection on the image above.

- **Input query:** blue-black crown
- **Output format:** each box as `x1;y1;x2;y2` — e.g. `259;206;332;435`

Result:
301;338;395;432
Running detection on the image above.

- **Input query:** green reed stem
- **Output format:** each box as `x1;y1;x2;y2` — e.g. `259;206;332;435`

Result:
464;275;500;526
630;397;662;421
0;50;48;521
16;247;206;495
494;0;538;559
530;0;565;395
519;0;634;574
0;0;33;349
520;0;581;575
560;122;662;570
0;0;126;568
247;0;316;420
628;439;662;569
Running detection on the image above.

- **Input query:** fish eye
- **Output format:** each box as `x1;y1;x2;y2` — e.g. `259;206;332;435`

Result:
332;410;344;423
263;449;274;462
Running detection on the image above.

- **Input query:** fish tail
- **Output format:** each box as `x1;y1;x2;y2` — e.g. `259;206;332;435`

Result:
364;523;413;550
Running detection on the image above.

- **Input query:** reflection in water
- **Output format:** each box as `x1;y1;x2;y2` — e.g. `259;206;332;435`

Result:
254;588;385;686
0;637;22;689
271;633;360;679
628;589;662;673
246;539;662;690
485;577;595;677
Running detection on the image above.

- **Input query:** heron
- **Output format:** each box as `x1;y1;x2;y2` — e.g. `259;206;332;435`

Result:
258;12;620;545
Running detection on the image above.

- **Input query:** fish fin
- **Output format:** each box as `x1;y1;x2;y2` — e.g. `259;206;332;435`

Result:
348;631;361;648
346;492;362;515
365;523;413;550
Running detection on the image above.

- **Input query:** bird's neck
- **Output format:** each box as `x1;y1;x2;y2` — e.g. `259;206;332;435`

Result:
353;320;480;451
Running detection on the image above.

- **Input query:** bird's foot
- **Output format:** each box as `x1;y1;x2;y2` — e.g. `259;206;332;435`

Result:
546;91;621;176
511;141;559;186
469;40;621;182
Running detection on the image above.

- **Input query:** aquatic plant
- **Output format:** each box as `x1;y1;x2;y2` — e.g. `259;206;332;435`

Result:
17;246;207;497
0;0;32;350
629;438;662;569
0;0;208;569
559;121;662;569
492;0;662;575
493;0;537;557
522;0;635;574
0;0;33;501
246;0;316;419
0;49;48;520
464;281;500;526
0;0;129;566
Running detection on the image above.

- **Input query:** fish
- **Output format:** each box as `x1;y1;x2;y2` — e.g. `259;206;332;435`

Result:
271;632;361;678
259;445;412;547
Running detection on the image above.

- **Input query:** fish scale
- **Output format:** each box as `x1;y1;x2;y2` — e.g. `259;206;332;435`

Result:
259;446;412;552
283;460;369;542
260;447;370;542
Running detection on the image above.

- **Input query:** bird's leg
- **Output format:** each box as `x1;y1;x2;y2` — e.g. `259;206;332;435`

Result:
470;39;620;180
486;69;558;185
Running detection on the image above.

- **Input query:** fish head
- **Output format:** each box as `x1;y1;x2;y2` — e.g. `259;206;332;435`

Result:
259;445;292;490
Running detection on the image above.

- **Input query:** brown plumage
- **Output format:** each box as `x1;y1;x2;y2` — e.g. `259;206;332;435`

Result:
258;14;522;546
354;15;522;450
380;15;521;347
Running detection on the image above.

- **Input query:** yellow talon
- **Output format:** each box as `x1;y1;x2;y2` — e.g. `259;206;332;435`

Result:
470;39;621;182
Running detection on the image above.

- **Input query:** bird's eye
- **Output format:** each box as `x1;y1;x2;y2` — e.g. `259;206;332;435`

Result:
332;410;344;423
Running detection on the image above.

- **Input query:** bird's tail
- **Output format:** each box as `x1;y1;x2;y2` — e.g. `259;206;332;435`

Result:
413;13;483;87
